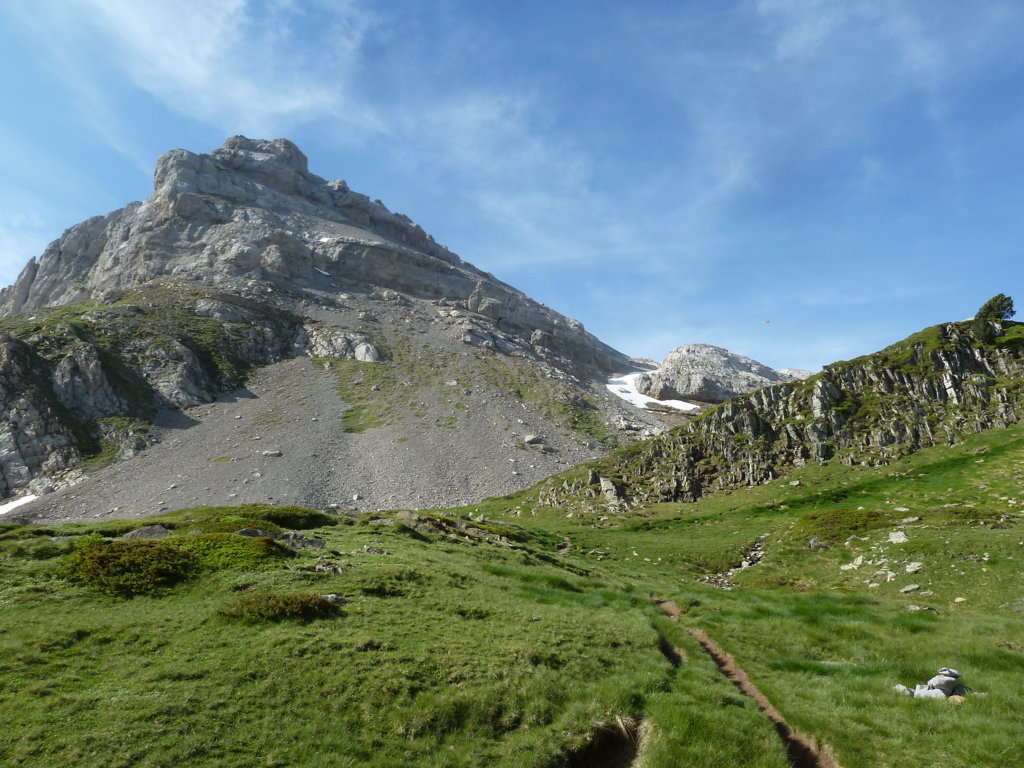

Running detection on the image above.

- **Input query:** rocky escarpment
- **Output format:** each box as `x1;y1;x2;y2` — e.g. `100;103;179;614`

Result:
533;322;1024;514
0;336;80;494
0;136;629;380
634;343;811;404
0;286;379;499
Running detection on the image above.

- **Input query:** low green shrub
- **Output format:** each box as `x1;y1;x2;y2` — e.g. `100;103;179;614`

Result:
172;517;283;535
219;591;341;622
0;537;66;560
64;540;198;597
170;533;293;570
358;566;427;597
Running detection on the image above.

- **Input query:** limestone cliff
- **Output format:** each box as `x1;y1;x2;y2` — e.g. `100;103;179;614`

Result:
0;138;653;503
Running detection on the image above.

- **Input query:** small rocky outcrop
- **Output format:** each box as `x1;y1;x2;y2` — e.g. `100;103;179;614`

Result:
0;335;79;496
634;343;811;404
303;325;379;361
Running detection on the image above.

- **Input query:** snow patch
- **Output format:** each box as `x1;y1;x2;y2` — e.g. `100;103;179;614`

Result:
313;267;331;276
0;494;38;516
606;372;700;412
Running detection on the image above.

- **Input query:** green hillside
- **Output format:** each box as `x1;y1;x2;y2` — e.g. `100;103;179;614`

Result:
2;420;1022;767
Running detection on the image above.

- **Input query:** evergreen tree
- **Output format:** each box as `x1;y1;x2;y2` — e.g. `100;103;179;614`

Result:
971;293;1015;343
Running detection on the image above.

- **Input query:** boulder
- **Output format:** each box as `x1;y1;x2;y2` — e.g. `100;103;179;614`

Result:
28;478;56;495
121;524;173;540
234;527;278;538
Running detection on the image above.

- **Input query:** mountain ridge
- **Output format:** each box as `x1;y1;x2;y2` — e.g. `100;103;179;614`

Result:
0;136;629;380
635;343;812;404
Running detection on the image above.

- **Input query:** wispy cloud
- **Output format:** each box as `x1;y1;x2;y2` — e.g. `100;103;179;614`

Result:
67;0;378;136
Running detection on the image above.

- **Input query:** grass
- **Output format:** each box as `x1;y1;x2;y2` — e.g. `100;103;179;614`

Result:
320;336;446;433
2;427;1024;766
0;510;676;767
476;356;618;447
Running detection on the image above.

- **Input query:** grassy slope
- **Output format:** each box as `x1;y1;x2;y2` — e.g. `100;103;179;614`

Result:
1;433;1023;766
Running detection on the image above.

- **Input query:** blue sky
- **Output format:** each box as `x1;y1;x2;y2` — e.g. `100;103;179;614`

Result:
1;0;1022;371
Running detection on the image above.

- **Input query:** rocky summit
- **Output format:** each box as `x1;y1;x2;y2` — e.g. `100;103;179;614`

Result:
0;136;626;379
634;343;811;404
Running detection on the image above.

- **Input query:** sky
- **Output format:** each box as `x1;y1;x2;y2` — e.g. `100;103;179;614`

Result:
1;0;1022;372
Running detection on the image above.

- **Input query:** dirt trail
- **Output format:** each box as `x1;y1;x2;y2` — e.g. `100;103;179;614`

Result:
655;600;841;768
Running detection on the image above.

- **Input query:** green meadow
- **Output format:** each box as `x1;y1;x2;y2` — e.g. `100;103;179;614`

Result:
2;425;1023;767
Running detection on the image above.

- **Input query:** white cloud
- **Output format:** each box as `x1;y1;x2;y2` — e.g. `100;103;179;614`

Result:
17;0;380;141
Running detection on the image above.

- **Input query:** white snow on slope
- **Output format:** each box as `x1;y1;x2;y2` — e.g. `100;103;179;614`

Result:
0;494;37;516
606;372;700;412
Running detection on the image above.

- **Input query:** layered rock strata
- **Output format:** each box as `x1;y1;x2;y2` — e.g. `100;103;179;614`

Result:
0;137;650;501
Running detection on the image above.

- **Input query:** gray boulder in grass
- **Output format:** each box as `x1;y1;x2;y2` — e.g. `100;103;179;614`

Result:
894;666;973;699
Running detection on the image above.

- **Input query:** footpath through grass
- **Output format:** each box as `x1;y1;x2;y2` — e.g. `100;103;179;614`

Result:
0;504;789;768
490;424;1024;767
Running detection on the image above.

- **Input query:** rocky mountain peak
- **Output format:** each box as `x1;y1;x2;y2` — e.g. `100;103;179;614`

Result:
220;135;310;172
154;136;316;202
635;343;810;404
0;136;628;378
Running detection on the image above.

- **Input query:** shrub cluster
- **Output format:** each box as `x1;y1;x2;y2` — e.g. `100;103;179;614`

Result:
64;540;198;597
179;517;283;535
219;591;341;622
163;504;337;532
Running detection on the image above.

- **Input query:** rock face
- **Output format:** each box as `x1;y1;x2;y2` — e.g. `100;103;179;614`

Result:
634;344;810;404
0;136;627;378
535;322;1024;513
0;336;79;493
